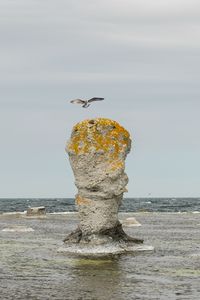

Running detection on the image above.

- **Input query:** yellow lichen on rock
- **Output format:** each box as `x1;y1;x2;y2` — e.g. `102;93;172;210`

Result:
108;160;124;171
67;118;131;160
75;195;92;206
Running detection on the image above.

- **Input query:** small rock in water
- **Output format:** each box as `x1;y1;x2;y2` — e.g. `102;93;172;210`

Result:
2;225;34;232
26;206;46;216
122;217;141;227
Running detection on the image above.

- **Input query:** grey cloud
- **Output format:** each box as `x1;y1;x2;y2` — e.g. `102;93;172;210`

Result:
0;0;200;196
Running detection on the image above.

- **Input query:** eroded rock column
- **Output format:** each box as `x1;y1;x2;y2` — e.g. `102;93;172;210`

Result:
64;118;143;247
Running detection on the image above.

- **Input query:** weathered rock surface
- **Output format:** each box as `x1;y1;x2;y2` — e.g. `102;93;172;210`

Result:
64;118;143;252
26;206;46;216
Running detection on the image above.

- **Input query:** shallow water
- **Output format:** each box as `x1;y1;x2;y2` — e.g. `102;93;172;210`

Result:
0;213;200;299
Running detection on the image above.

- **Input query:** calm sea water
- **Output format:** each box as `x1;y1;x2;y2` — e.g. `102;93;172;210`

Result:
0;198;199;213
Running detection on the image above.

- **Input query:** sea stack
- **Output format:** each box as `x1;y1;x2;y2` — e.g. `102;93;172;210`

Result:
63;118;143;255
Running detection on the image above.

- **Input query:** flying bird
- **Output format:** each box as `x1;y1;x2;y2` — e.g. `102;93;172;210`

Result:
70;97;104;108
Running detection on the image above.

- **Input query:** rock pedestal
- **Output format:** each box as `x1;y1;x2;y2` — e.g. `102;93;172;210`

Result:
62;118;143;255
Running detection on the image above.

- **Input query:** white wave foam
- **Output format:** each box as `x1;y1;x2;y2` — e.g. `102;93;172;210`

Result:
2;225;34;232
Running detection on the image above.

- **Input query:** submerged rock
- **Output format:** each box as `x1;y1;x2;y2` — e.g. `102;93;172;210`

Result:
64;118;143;254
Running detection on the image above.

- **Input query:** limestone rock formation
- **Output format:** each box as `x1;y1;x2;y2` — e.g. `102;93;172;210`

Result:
26;206;46;216
64;118;143;252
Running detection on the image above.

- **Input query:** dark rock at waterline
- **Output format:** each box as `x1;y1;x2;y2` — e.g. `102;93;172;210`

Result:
63;221;143;245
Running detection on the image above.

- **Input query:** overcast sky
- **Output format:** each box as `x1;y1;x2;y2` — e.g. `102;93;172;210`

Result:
0;0;200;198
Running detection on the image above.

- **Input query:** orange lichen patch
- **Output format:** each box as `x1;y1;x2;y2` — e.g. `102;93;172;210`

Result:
68;118;131;159
108;160;124;171
76;195;92;206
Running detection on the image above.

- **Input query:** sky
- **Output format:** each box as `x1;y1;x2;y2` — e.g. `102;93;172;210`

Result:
0;0;200;198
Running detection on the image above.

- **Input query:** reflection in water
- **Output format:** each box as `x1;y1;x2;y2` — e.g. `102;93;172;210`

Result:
66;256;122;299
66;255;142;299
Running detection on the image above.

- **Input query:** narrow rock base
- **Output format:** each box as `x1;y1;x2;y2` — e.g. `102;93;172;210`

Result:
63;222;143;244
59;222;153;256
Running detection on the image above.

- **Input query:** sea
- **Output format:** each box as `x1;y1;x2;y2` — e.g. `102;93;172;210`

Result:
1;198;200;299
0;197;199;213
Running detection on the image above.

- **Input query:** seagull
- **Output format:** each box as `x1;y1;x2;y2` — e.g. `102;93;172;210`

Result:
70;97;104;108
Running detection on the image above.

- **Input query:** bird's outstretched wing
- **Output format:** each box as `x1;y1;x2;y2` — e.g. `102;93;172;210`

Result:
88;97;104;103
70;99;85;104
